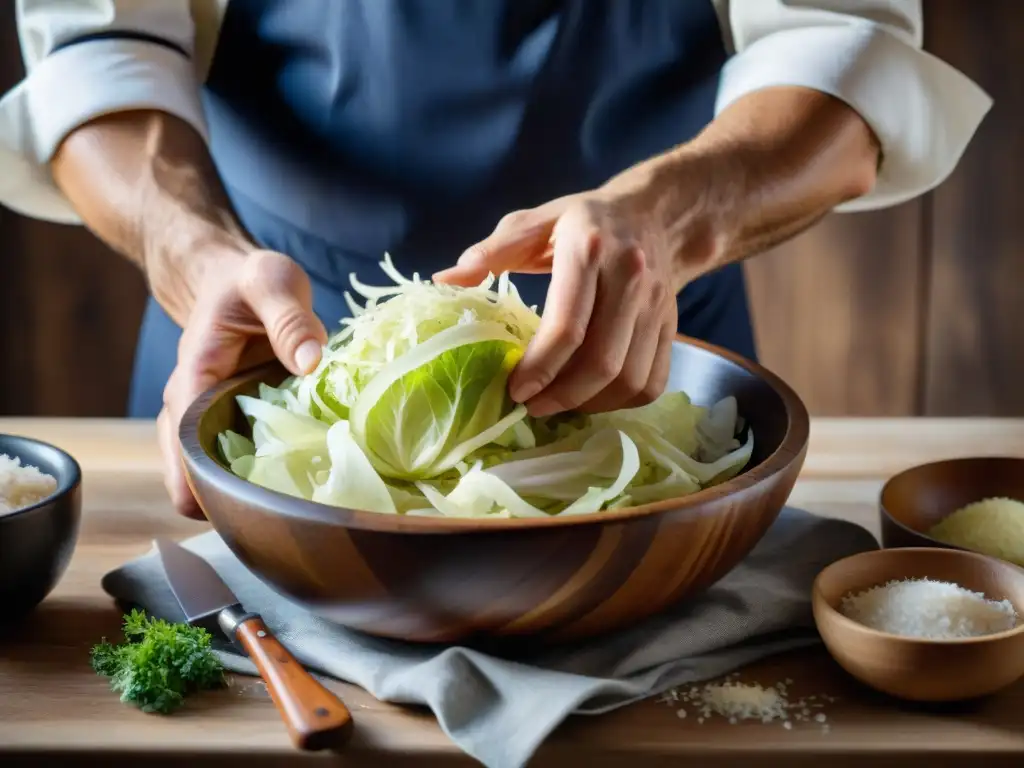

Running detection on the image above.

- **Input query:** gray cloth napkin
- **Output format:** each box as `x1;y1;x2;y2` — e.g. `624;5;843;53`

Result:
101;507;877;768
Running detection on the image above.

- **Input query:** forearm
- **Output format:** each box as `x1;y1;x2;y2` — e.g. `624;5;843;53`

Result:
620;86;880;283
50;110;252;326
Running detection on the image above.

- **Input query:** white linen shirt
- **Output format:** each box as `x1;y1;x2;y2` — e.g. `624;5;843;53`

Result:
0;0;993;225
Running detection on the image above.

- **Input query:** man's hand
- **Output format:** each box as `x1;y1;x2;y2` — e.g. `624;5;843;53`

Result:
158;250;326;519
434;184;687;418
51;111;327;518
436;86;879;418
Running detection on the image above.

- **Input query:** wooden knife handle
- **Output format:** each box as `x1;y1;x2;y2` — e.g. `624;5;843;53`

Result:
234;616;353;751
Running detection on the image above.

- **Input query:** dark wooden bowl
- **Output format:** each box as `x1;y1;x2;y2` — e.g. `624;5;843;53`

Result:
0;434;82;623
180;336;809;644
880;457;1024;555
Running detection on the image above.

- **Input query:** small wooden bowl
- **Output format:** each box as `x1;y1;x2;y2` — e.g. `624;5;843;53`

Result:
813;547;1024;702
880;457;1024;556
180;336;809;644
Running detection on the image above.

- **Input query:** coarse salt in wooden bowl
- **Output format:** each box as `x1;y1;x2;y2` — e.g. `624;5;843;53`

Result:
180;336;809;644
879;456;1024;562
813;547;1024;702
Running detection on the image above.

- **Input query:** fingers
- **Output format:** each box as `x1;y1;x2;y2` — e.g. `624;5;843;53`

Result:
523;243;649;417
239;251;328;376
507;214;600;404
161;307;247;518
622;302;676;411
161;253;309;518
602;301;675;411
434;199;575;286
578;290;669;414
158;250;324;518
433;213;548;286
157;405;203;520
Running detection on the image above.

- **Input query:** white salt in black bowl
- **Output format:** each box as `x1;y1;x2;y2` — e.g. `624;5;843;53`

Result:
0;434;82;622
812;547;1024;702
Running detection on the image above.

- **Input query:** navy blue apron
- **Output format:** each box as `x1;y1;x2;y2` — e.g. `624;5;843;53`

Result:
128;0;757;418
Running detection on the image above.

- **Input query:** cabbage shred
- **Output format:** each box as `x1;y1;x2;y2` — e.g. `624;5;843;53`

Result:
216;254;754;518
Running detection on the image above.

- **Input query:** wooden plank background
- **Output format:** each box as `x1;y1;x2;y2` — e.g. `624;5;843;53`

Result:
744;203;926;416
922;0;1024;416
0;8;146;418
0;2;1020;418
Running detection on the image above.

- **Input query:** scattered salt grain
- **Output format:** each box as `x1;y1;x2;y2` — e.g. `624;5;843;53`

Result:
701;683;788;723
0;454;57;516
839;577;1017;639
657;678;835;733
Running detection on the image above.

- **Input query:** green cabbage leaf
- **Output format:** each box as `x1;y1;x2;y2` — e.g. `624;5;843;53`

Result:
215;254;754;518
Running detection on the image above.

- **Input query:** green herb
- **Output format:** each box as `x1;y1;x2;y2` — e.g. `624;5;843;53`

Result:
91;609;225;714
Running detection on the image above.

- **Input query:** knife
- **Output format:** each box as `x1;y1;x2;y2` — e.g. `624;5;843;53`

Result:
154;538;353;750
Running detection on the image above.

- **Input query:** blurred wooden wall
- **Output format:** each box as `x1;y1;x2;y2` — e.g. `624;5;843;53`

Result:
1;0;1021;418
0;7;146;418
746;0;1024;417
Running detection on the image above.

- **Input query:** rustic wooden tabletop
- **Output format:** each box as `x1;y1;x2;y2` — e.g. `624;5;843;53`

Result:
2;418;1023;767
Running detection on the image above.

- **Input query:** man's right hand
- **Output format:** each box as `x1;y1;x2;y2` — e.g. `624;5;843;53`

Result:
50;111;326;518
159;249;327;518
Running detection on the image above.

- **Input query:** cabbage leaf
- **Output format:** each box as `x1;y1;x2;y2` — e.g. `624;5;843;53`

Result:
215;255;755;518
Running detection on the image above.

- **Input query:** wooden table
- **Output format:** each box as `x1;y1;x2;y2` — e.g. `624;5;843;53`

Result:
2;418;1024;767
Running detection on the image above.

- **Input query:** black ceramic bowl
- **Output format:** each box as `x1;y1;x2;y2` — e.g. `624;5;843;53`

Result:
0;434;82;621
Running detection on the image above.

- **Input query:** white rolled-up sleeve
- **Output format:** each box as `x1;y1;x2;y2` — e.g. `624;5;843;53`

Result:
715;0;993;212
0;0;206;224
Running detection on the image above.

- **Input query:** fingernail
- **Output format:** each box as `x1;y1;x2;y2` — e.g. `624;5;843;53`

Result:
432;268;455;282
511;380;542;404
294;339;322;374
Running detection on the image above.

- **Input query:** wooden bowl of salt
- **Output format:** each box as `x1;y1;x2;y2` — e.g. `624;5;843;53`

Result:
812;547;1024;702
879;456;1024;563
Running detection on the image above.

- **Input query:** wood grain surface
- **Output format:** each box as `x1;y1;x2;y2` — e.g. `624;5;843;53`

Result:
923;0;1024;416
179;343;807;643
233;615;355;750
813;547;1024;702
2;418;1024;767
0;8;146;419
0;211;147;416
880;456;1024;552
745;203;925;417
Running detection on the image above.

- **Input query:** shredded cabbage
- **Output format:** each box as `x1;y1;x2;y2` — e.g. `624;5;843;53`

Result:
216;254;754;518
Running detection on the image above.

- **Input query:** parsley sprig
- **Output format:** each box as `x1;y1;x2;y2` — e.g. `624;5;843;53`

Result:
91;609;226;714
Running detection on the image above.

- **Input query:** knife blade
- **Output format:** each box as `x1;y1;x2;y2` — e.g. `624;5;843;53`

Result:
155;538;353;751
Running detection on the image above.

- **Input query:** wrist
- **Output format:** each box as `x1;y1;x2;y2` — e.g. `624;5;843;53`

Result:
143;220;252;327
601;148;747;289
607;89;880;287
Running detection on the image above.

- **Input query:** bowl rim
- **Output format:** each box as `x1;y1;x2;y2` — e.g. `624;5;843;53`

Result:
812;546;1024;645
0;433;82;521
179;334;809;533
878;455;1024;552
